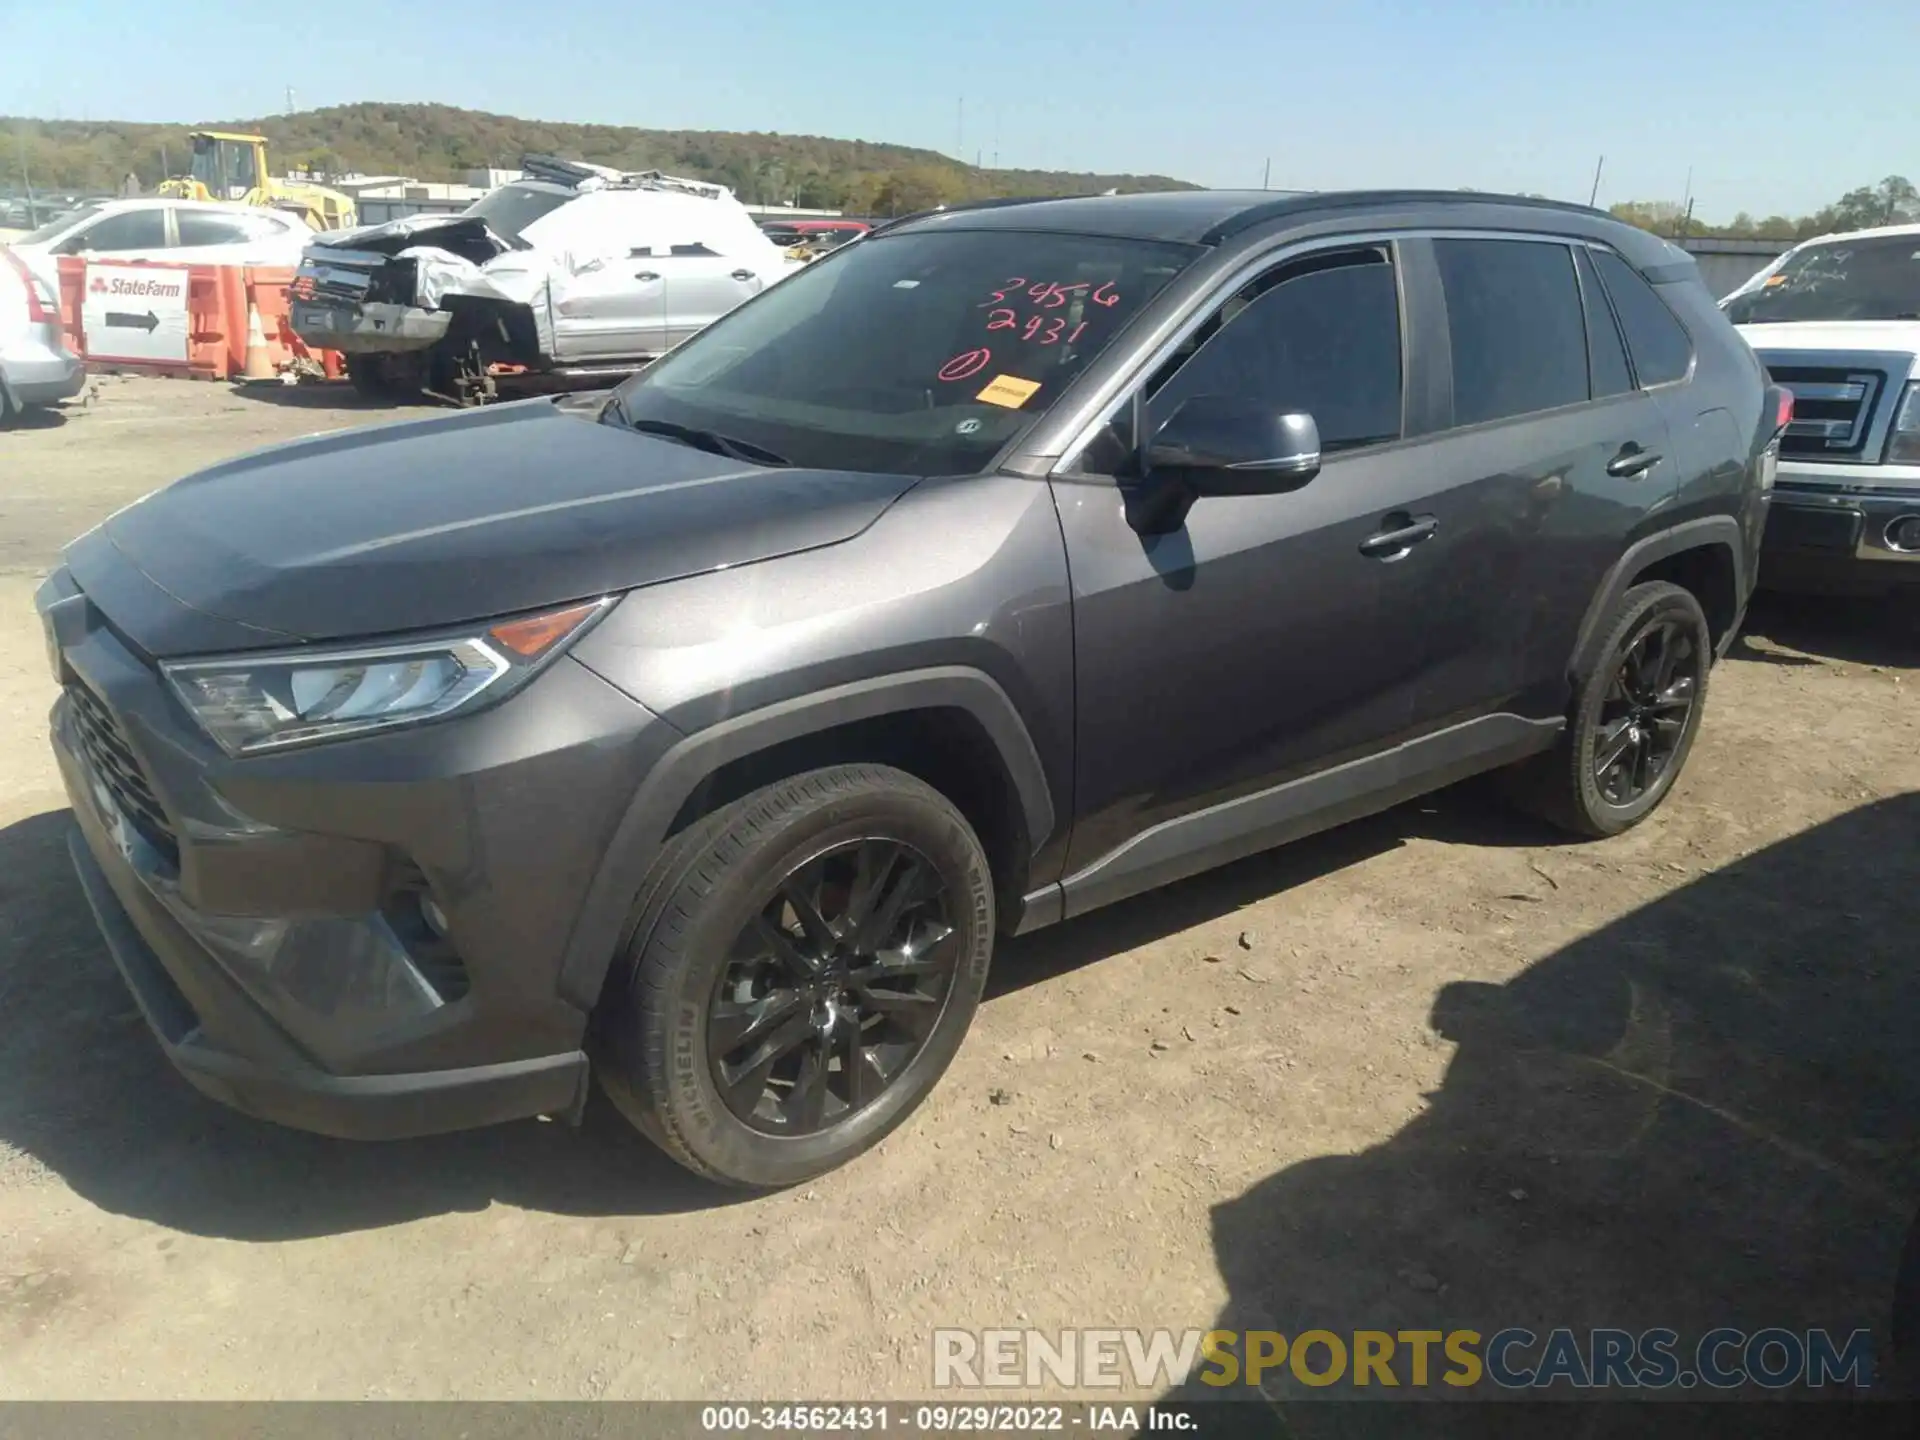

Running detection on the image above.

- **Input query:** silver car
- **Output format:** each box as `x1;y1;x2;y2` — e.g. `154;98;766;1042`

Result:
0;246;84;421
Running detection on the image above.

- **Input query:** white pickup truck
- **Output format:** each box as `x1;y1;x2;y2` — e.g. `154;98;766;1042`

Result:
1724;223;1920;595
289;158;796;404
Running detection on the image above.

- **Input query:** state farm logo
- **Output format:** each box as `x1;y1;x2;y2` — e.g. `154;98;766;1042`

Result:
90;275;183;299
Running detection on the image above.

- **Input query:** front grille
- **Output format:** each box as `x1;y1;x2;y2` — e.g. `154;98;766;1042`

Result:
1768;364;1886;459
66;683;179;865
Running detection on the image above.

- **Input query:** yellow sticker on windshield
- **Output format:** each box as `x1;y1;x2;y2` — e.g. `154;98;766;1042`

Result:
977;374;1043;409
1764;274;1788;287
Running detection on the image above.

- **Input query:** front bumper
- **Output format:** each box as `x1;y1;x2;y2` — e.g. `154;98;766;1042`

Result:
1759;467;1920;593
291;300;449;355
40;566;678;1139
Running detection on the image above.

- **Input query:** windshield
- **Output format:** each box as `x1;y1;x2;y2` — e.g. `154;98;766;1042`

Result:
1725;235;1920;324
465;183;574;242
18;203;101;244
612;227;1196;475
190;137;258;197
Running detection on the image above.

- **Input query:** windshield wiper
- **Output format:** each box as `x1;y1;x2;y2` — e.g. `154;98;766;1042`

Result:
620;414;789;467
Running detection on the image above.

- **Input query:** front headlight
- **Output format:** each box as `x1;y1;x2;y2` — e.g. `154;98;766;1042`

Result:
161;598;612;755
1886;383;1920;465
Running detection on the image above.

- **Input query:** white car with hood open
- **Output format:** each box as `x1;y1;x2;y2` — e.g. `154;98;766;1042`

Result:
288;157;796;404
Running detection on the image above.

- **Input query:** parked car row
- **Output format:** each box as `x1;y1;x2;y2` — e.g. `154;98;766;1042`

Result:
38;189;1795;1187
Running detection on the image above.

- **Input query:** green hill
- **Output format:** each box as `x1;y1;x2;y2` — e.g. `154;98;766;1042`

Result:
3;102;1199;215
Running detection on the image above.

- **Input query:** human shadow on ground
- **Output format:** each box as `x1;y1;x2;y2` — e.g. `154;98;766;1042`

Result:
1176;793;1920;1436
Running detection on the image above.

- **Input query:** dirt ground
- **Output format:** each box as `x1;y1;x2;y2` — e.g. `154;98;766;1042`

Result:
0;377;1917;1408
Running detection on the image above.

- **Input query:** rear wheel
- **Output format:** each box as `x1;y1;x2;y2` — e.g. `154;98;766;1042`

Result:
1508;581;1713;837
595;764;994;1188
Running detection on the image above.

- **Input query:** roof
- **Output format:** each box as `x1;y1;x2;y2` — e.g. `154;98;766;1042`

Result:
883;189;1681;270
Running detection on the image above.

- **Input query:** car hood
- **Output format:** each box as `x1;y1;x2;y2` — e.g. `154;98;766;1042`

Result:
82;398;922;656
1735;320;1920;356
311;214;511;266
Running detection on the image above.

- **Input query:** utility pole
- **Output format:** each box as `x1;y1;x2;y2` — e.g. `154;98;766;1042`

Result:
1262;157;1271;190
956;98;964;160
286;85;296;114
14;128;36;223
1588;154;1605;208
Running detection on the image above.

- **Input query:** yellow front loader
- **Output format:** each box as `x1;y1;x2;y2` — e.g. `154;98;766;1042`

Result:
158;131;357;232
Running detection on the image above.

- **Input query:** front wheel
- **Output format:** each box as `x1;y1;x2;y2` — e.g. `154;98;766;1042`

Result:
1508;580;1714;838
595;764;994;1188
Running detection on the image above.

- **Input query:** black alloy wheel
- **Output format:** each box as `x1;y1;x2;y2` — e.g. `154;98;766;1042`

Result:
707;838;959;1135
1504;580;1715;838
1592;614;1702;807
595;763;994;1188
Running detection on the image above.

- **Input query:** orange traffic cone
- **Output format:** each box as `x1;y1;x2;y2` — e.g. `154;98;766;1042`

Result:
241;291;276;380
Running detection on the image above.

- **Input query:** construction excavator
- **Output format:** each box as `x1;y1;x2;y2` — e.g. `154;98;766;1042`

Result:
158;131;357;232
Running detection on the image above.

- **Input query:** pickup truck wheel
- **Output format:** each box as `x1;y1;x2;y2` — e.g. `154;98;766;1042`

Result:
1509;581;1712;838
595;764;994;1188
344;354;401;400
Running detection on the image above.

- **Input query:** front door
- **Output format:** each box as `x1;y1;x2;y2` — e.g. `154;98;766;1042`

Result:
550;251;668;361
1055;241;1428;904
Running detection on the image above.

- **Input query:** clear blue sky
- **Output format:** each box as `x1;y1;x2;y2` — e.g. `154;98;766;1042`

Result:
4;0;1915;221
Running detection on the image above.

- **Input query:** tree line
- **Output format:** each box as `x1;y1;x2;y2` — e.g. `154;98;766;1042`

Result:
7;103;1914;241
1608;176;1919;241
1;103;1194;214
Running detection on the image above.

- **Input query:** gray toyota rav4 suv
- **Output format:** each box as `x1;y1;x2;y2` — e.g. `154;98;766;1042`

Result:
40;190;1781;1187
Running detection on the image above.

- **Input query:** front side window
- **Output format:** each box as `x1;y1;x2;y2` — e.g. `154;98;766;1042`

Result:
1722;235;1920;327
613;227;1196;475
1436;238;1588;427
1144;246;1404;455
1593;250;1693;385
66;209;166;253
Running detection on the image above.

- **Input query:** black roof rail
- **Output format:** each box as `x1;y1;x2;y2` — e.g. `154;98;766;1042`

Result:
1201;189;1614;245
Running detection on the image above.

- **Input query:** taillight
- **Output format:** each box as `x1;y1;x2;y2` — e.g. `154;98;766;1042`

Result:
1775;387;1795;433
1;248;58;324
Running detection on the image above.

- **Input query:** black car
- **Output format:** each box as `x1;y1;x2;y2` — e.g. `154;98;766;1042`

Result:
39;190;1781;1187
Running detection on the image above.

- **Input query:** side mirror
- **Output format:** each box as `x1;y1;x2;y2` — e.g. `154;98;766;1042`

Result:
1145;396;1322;493
1125;397;1321;535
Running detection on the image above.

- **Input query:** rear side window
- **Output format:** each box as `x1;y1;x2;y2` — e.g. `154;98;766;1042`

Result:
1573;247;1633;399
1147;247;1403;454
1592;250;1693;385
1435;238;1587;426
175;211;252;247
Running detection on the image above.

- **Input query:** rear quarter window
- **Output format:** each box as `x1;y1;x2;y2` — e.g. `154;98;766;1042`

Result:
1593;249;1694;386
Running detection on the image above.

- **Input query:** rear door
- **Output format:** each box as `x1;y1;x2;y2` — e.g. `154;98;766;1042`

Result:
1379;235;1674;731
658;244;765;349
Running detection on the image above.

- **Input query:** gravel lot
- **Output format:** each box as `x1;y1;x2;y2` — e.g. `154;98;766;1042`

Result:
1;377;1917;1408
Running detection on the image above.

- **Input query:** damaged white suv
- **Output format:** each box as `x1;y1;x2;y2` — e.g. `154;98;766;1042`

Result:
289;158;796;404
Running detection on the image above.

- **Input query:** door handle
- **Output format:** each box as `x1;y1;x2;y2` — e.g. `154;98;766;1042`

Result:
730;268;755;282
1359;513;1438;559
1607;444;1662;478
634;271;660;282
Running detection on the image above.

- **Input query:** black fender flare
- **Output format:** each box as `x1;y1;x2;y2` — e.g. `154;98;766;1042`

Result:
1567;515;1749;681
555;665;1056;1009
